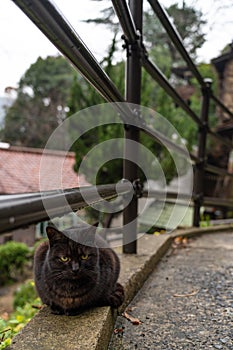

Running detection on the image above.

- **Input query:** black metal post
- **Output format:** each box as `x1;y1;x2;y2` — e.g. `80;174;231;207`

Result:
123;0;143;254
193;78;212;226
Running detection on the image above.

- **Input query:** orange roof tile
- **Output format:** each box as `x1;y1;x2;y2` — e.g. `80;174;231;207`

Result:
0;146;88;194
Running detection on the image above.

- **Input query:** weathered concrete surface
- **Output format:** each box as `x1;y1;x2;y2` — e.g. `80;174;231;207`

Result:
10;306;115;350
7;225;233;350
109;230;233;349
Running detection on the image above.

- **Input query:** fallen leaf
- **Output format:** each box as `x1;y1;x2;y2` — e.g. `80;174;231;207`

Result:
122;311;142;325
174;236;183;244
153;229;166;236
153;231;161;236
114;328;124;335
173;289;199;297
126;306;137;312
172;236;189;250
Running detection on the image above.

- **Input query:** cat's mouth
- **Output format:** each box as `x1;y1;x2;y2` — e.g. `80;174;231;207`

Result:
65;272;92;282
70;274;81;280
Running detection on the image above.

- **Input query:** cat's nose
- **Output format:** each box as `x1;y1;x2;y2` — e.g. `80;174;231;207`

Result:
71;261;79;272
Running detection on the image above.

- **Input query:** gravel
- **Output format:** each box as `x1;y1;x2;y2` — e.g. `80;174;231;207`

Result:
109;231;233;349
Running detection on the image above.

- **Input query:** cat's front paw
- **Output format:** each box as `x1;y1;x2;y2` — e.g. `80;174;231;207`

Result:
64;308;80;316
109;283;124;308
50;303;65;315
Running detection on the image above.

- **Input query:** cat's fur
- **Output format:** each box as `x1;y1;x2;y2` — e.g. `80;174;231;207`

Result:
34;224;124;315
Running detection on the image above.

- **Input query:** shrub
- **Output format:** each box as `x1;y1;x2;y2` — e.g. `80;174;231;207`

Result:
0;280;41;350
13;280;38;309
0;241;30;285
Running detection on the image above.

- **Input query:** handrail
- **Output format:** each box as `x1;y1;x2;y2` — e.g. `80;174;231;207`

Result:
4;0;233;247
142;57;233;149
211;94;233;120
112;0;138;43
148;0;233;124
142;56;203;126
12;0;233;148
205;164;233;177
143;189;192;201
0;182;133;234
147;0;205;87
203;197;233;208
12;0;125;104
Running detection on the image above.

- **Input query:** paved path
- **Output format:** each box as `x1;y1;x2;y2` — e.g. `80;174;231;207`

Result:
109;231;233;349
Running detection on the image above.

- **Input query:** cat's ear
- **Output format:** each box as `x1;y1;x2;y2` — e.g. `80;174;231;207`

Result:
92;222;99;228
46;226;64;242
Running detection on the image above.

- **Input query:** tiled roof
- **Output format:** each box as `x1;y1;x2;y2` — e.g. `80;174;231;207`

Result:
0;146;88;194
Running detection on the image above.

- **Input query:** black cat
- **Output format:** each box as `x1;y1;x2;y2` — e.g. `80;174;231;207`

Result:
34;224;124;315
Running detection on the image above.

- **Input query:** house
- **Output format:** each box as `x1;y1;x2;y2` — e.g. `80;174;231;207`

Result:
205;43;233;202
0;145;89;244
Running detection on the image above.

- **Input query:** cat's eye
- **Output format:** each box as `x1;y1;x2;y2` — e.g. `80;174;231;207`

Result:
81;254;89;260
60;256;70;262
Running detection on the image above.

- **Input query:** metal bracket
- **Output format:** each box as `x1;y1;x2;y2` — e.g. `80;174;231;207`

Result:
120;178;143;198
123;107;146;131
122;30;145;59
193;192;204;204
132;179;144;198
198;122;209;134
195;157;206;169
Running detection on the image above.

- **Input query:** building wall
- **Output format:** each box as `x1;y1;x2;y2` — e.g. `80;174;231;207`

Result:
0;226;36;246
222;59;233;120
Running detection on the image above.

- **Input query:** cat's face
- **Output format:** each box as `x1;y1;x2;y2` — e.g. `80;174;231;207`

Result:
46;226;99;282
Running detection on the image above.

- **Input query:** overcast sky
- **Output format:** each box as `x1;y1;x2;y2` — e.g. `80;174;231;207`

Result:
1;0;232;96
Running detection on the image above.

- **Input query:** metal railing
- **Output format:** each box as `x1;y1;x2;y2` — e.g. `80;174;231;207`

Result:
1;0;233;253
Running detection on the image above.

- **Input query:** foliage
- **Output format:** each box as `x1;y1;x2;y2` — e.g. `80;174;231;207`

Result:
0;242;30;286
165;3;206;62
2;55;74;148
67;36;125;186
0;280;41;350
13;280;38;309
68;34;124;114
87;1;206;64
69;0;208;188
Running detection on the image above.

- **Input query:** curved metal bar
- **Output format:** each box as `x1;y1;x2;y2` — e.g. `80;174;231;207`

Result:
143;57;233;149
0;182;133;234
203;196;233;208
112;0;138;43
147;0;204;87
211;94;233;120
205;164;233;177
142;56;203;126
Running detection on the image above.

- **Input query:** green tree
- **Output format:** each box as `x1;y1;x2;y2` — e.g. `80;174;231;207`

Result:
67;2;210;225
68;35;125;185
86;1;206;64
70;0;208;183
147;3;205;62
2;55;74;148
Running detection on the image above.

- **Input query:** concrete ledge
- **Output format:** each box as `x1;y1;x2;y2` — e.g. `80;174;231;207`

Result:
8;224;233;350
9;305;115;350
